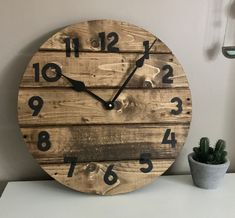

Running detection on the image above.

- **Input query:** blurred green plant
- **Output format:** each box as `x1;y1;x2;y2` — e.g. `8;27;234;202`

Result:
193;137;227;164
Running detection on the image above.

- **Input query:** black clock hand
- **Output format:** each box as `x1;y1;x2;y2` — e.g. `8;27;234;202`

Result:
60;73;107;105
111;38;157;103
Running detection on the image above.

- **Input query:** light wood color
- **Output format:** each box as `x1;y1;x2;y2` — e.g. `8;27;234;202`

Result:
18;20;192;195
20;52;188;88
41;159;174;195
18;88;191;125
40;20;170;53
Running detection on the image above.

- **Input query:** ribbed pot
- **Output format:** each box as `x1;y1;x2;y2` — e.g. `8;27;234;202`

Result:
188;153;230;189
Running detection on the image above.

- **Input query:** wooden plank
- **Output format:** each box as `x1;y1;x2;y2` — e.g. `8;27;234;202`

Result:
20;52;188;88
40;20;171;53
21;124;189;162
41;159;174;195
18;88;192;125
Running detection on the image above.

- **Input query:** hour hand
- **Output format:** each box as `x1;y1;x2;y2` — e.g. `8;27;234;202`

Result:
60;73;107;106
61;73;86;92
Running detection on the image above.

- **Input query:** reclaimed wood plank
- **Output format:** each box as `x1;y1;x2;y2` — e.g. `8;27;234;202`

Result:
22;124;189;162
18;88;192;125
20;52;188;88
40;20;171;53
41;159;174;195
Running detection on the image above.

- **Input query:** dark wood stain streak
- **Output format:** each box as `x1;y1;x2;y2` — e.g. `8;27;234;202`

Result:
22;124;189;162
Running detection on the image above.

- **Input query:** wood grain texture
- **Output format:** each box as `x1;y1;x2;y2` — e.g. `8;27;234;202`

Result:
18;19;192;195
41;159;174;195
22;124;189;163
18;88;192;125
20;52;188;88
40;20;171;53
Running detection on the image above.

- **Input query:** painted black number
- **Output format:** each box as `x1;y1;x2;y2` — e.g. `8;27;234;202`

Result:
143;41;150;59
139;153;153;173
171;97;183;115
103;164;118;185
98;32;119;52
98;32;106;51
107;32;119;52
41;63;62;82
64;156;78;177
33;63;62;82
37;131;51;151
162;129;177;148
33;63;40;82
64;37;79;57
162;65;173;84
28;96;44;116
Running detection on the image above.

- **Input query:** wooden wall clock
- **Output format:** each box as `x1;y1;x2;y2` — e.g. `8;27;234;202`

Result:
18;20;192;195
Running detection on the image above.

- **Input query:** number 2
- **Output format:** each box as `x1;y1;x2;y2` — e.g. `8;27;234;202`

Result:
162;65;173;84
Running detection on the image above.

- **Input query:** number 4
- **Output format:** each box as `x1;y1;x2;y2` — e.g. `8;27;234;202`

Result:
162;129;177;148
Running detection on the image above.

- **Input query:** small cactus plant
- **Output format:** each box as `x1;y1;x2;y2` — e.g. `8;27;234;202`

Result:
193;137;227;164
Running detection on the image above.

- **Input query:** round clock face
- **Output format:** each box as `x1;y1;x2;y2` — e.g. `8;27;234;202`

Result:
18;20;192;195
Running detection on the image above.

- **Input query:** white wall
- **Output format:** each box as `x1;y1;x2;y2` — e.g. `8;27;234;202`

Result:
0;0;234;193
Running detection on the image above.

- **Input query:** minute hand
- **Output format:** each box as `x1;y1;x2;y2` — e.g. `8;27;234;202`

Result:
111;38;157;103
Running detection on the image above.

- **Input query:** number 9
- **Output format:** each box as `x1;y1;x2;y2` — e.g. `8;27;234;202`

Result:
28;96;44;116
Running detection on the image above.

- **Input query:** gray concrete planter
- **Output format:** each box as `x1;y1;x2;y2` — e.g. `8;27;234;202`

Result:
188;153;230;189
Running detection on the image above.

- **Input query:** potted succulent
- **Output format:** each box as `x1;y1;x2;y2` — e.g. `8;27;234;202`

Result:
188;137;230;189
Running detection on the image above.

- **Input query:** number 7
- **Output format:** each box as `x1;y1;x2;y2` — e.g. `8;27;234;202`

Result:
64;156;78;177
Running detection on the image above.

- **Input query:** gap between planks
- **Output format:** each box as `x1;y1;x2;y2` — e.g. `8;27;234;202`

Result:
19;122;191;128
39;49;172;55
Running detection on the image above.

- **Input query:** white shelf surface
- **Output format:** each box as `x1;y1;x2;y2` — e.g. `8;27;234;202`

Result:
0;174;235;218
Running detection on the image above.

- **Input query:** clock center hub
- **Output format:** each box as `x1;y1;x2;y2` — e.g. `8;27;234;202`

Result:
104;101;115;110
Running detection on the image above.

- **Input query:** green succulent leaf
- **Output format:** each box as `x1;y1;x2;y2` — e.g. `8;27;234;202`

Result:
208;147;214;154
200;137;209;150
193;138;227;165
215;139;225;152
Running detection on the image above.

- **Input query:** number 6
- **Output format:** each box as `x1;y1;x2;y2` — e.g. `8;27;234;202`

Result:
103;165;118;185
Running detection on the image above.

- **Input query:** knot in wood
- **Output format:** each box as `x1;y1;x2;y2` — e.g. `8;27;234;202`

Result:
86;163;98;173
143;80;154;88
114;100;123;111
90;39;99;48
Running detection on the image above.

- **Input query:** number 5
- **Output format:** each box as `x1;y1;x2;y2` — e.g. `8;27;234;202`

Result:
139;153;153;173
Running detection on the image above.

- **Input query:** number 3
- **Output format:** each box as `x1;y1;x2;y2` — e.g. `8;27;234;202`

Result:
171;97;183;115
